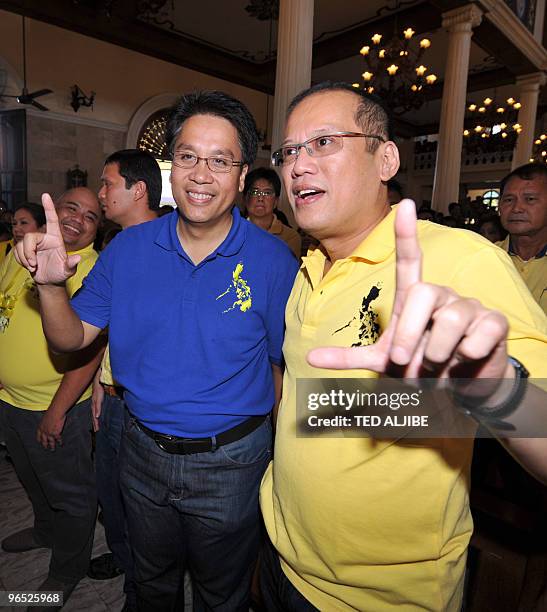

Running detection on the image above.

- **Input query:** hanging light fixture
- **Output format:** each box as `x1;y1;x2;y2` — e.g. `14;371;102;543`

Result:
462;96;522;153
530;133;547;163
354;28;437;115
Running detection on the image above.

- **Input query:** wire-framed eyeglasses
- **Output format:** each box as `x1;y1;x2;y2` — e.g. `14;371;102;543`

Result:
271;131;386;167
248;188;276;198
172;151;244;173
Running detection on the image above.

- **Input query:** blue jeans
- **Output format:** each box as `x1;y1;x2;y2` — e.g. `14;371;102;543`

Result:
119;414;272;612
95;394;135;604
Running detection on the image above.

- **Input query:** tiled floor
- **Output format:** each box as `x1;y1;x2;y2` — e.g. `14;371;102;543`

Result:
0;449;126;611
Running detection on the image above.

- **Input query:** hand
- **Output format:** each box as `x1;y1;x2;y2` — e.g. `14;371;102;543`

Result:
14;193;80;285
37;409;66;450
307;199;512;383
91;368;104;433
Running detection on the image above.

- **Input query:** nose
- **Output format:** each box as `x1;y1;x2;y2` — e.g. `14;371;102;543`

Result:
188;158;213;183
98;185;106;201
511;197;526;212
291;144;316;177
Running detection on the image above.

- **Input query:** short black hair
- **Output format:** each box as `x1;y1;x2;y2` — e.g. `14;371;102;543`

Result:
287;81;393;153
500;162;547;195
104;149;162;210
243;167;282;197
14;202;46;227
165;91;258;168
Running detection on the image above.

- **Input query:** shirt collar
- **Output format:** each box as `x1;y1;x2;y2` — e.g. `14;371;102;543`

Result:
67;241;96;257
154;206;246;258
269;216;283;235
504;235;547;259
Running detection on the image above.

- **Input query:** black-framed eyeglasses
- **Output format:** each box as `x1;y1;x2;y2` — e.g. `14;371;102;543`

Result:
248;188;276;198
172;151;244;173
271;131;386;167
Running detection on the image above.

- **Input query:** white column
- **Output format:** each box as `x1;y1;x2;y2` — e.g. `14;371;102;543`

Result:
271;0;314;154
431;4;482;214
270;0;314;223
512;72;546;169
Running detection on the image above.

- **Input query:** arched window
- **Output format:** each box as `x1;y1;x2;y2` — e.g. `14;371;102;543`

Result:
482;189;499;209
137;109;170;160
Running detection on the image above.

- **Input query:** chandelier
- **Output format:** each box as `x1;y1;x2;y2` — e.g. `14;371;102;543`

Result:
354;28;437;115
531;133;547;163
462;96;521;154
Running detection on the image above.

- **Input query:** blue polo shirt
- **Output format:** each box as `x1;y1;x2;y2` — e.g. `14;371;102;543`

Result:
71;208;298;436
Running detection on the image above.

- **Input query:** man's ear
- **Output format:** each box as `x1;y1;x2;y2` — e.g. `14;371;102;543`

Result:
238;165;249;193
378;141;400;182
133;180;147;202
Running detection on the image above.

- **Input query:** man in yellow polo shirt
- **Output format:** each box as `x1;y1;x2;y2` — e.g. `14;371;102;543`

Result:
260;82;547;611
0;187;105;609
497;163;547;313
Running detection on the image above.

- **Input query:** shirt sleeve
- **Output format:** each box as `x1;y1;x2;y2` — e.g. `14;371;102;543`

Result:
70;244;115;330
265;247;300;365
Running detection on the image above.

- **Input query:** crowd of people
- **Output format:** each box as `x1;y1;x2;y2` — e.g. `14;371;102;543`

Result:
0;82;545;612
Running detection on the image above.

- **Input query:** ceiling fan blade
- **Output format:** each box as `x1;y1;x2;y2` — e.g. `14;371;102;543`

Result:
28;88;53;99
31;100;48;111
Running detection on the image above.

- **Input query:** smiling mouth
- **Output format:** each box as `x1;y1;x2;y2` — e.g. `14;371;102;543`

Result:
188;191;214;203
61;222;82;236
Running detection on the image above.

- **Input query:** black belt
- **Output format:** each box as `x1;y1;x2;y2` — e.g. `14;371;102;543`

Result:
135;414;267;455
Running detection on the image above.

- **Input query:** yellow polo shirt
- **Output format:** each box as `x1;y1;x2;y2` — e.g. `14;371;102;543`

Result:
496;236;547;314
99;344;115;386
260;210;547;612
0;244;98;410
269;216;302;259
0;240;13;266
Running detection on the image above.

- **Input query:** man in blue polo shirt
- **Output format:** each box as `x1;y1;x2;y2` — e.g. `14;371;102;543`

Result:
13;91;298;611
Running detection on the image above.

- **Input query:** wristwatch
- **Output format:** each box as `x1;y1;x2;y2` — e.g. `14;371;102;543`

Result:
454;356;529;421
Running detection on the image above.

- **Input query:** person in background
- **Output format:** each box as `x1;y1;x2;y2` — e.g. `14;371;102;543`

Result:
1;203;46;264
0;188;105;611
244;167;301;258
497;162;546;313
477;213;507;243
87;149;161;612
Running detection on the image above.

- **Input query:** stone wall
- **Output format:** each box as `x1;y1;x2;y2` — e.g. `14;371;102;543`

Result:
27;113;125;201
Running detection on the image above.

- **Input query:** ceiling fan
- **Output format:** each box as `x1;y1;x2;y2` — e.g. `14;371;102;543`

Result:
2;16;52;111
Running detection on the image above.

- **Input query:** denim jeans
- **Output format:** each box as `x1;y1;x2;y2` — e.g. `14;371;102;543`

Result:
1;399;97;583
260;538;319;612
95;394;135;604
119;414;272;612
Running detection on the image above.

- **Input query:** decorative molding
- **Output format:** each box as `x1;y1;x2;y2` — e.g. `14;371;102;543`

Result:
442;4;483;32
515;70;547;90
126;93;180;148
478;0;547;69
26;107;126;132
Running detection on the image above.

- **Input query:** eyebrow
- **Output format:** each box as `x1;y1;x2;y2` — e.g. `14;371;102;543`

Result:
281;126;345;146
59;200;99;220
174;143;237;157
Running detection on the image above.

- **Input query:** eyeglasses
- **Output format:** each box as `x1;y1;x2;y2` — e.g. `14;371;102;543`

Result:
172;151;244;173
271;131;386;167
248;188;276;198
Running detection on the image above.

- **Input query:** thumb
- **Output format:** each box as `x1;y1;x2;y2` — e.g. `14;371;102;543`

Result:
66;254;81;269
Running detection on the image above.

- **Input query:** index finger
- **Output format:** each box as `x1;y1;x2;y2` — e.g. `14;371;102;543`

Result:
392;199;422;316
41;193;62;238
